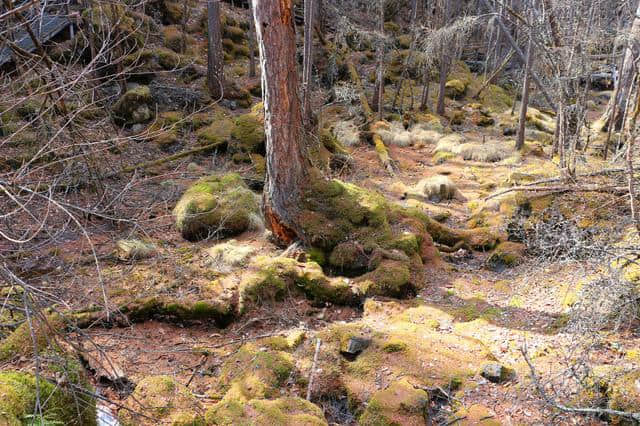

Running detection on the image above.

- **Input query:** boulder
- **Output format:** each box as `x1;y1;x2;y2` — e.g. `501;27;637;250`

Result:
481;362;515;383
113;86;153;125
173;173;260;241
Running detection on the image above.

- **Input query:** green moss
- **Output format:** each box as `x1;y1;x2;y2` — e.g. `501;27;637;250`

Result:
479;84;514;113
223;25;246;44
120;375;204;425
156;47;181;69
382;339;407;353
113;86;153;125
197;118;235;146
486;242;525;270
173;173;259;241
239;256;359;312
307;247;326;266
206;397;326;425
211;343;295;401
0;365;96;426
360;379;428;425
445;79;467;99
162;25;187;53
433;151;456;164
0;314;64;362
230;114;265;153
357;260;412;298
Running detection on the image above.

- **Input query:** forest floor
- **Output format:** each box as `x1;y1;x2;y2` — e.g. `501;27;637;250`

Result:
2;2;640;425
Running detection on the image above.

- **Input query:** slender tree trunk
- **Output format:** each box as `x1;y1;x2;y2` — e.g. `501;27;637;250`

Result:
302;0;314;127
207;0;224;100
252;0;310;244
373;0;384;120
479;0;556;110
248;0;257;78
436;51;448;116
599;0;640;132
516;34;533;151
420;77;430;111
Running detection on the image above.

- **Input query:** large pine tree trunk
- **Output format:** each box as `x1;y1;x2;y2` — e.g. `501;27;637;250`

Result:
302;0;314;126
252;0;310;244
599;0;640;132
207;0;225;100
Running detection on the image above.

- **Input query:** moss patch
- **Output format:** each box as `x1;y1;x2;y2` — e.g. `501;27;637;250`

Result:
120;375;204;425
173;173;260;241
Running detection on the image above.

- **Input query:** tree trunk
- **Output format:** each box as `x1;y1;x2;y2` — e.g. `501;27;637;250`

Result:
436;50;448;116
373;0;384;120
248;0;257;78
516;34;533;151
252;0;310;244
599;0;640;133
302;0;314;126
207;0;225;100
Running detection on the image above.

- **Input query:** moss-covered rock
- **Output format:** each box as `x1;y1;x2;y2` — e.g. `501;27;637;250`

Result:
209;342;295;401
452;404;501;426
360;379;429;425
196;117;235;147
238;256;359;312
120;375;204;425
116;239;157;260
173;173;260;241
0;363;96;426
0;314;64;362
230;113;265;154
486;242;525;270
162;25;189;53
356;260;412;298
113;86;154;125
206;397;327;425
297;301;496;409
445;79;467;99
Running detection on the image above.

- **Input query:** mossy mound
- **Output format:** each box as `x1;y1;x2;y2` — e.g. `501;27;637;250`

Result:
208;342;295;401
297;300;495;411
479;84;514;113
162;25;192;53
120;375;204;425
206;397;327;425
123;48;183;74
0;360;96;426
359;379;429;425
452;404;501;425
113;86;154;125
526;108;556;134
145;0;184;24
116;239;157;260
0;314;64;362
196;117;235;147
230;113;265;154
445;79;467;99
147;110;185;147
83;5;148;51
486;242;525;270
238;256;360;312
405;175;466;203
173;173;260;241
